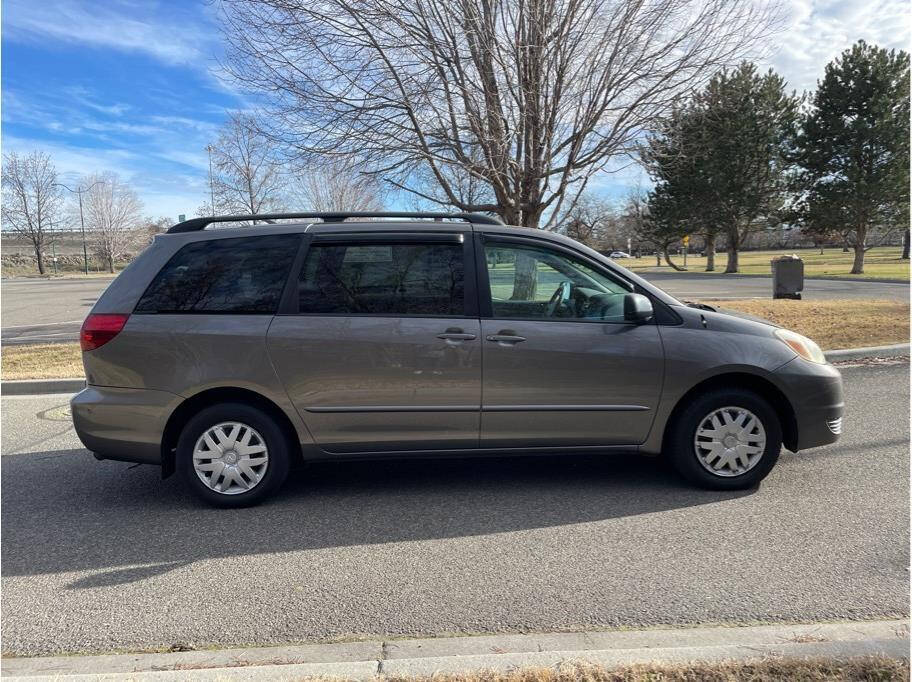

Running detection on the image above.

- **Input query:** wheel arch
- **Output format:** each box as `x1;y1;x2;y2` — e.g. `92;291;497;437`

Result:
661;372;799;454
160;386;302;478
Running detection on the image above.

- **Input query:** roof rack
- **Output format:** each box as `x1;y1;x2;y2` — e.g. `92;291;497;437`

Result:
166;211;504;233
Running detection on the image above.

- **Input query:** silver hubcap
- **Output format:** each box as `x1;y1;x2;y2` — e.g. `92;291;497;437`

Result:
193;422;269;495
694;406;766;477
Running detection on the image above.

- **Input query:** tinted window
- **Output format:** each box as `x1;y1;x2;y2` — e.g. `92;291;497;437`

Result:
485;242;630;321
298;242;464;316
135;234;299;314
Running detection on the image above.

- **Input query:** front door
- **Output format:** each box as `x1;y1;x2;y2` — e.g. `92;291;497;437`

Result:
267;233;481;453
478;237;664;448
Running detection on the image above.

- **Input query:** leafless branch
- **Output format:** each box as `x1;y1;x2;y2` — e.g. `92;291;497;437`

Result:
217;0;784;227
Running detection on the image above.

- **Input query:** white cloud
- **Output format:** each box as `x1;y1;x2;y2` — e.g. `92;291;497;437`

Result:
764;0;911;93
61;86;132;117
3;0;213;66
3;135;138;176
148;116;221;134
154;149;211;173
2;135;207;220
2;87;213;152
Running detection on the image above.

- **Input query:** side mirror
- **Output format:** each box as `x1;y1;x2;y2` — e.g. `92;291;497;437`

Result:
623;293;654;323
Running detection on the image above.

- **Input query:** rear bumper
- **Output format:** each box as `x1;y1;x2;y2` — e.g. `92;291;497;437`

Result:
71;385;181;465
773;357;844;451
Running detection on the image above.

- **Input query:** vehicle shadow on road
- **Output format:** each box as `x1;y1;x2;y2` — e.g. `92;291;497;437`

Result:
1;449;753;587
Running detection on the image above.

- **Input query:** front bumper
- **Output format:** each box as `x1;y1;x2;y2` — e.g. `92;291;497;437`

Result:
773;357;844;451
71;385;181;465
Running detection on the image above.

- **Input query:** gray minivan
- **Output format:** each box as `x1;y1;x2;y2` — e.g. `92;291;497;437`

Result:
72;212;843;507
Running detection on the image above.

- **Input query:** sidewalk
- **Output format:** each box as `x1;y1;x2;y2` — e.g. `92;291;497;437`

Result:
3;619;908;680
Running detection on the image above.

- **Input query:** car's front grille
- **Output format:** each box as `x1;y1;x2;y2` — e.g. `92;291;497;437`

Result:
826;417;843;435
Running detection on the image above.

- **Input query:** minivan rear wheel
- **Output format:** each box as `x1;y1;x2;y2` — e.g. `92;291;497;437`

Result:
177;402;290;507
667;388;782;490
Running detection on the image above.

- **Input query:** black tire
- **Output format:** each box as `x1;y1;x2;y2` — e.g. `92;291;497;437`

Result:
178;402;290;508
666;388;782;490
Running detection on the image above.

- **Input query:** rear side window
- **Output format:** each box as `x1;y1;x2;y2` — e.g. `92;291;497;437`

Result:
135;234;299;314
298;242;464;316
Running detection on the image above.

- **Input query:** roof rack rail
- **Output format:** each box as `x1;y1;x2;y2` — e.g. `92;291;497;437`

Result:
166;211;504;233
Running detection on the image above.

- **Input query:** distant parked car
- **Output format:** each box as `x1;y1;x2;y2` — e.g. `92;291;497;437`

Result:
72;211;843;507
609;251;631;259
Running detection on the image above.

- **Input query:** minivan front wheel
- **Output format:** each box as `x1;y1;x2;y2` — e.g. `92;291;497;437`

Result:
177;403;290;507
667;388;782;490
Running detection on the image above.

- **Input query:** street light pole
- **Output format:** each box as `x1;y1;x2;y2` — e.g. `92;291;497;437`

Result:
54;181;104;275
206;145;216;214
76;190;88;275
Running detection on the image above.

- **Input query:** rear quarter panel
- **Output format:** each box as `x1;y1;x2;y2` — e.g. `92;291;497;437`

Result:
82;315;315;448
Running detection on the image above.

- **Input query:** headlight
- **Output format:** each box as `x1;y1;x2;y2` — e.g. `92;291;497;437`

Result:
775;328;827;364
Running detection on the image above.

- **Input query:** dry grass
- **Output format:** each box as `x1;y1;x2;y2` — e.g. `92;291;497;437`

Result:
700;298;910;351
2;343;83;381
378;658;910;682
617;246;910;281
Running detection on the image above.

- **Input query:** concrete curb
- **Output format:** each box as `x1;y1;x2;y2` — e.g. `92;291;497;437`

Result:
2;619;908;680
825;343;910;362
1;378;85;396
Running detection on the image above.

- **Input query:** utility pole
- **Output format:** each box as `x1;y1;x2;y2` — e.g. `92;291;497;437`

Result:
54;181;104;275
206;145;216;215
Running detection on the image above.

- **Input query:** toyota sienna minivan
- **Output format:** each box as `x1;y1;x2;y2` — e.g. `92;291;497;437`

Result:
72;212;843;507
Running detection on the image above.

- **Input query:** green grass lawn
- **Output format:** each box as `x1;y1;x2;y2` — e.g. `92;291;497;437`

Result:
616;246;909;280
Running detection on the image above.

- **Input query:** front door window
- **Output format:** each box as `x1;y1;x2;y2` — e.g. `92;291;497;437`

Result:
484;242;630;322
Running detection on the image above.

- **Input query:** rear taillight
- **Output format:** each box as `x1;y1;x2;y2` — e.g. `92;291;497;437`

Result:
80;313;130;351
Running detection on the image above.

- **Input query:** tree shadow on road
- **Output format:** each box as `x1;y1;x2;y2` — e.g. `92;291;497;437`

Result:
1;449;753;586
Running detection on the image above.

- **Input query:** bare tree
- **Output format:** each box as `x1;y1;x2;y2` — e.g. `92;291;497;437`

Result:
564;193;615;250
142;216;173;244
219;0;782;229
565;191;645;253
291;160;384;212
82;173;144;273
2;151;64;274
209;112;285;219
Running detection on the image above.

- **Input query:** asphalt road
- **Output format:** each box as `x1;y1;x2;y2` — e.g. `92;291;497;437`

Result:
1;362;908;656
1;278;113;345
641;271;910;302
2;273;908;345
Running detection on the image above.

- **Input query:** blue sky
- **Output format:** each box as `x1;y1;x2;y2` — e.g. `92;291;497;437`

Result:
2;0;909;220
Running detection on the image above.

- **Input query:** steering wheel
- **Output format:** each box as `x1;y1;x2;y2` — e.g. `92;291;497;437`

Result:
545;281;573;317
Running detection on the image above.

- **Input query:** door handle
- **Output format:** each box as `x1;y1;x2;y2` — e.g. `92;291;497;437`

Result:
486;333;527;345
437;328;477;341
